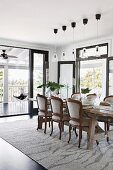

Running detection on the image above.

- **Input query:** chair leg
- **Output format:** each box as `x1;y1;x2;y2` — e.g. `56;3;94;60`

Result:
49;120;50;127
37;116;40;130
44;118;47;134
62;122;64;132
78;127;82;148
68;124;72;143
107;122;109;131
74;127;78;137
59;122;62;140
104;122;110;142
96;140;99;145
106;130;109;143
104;122;107;135
50;120;53;136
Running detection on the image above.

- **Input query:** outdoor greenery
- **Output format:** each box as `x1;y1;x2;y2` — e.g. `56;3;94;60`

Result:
81;69;102;89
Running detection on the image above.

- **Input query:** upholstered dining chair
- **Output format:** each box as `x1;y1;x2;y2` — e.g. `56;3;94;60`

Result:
67;99;93;148
86;93;97;105
104;95;113;104
103;95;113;138
36;94;52;134
50;96;70;140
71;93;81;101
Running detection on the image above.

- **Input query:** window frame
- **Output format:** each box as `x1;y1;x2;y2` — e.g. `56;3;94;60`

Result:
76;43;108;95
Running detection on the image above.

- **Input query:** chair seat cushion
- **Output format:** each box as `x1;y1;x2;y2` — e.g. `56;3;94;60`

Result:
47;111;52;117
52;113;70;121
38;111;45;116
38;111;52;117
62;114;70;122
52;115;60;121
69;118;90;127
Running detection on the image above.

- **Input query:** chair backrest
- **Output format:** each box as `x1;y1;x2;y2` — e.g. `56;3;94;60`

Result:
104;96;113;103
86;93;97;100
67;98;82;122
36;94;47;112
51;96;63;117
86;93;97;105
71;93;81;101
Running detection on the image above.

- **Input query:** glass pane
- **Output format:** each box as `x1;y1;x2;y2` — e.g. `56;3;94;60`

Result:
80;59;106;100
109;60;113;95
79;45;107;58
8;69;28;102
33;53;43;107
0;69;3;102
59;64;73;99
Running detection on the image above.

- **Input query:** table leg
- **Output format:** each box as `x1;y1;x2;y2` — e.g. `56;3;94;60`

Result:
87;118;96;149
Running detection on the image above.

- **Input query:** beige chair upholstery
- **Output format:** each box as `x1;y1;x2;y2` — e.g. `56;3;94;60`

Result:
36;94;52;134
104;95;113;103
71;93;81;101
100;95;113;141
67;99;92;148
50;96;69;140
86;93;97;105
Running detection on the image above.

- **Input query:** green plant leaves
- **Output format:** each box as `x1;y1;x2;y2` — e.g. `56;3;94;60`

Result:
37;81;64;92
81;88;90;94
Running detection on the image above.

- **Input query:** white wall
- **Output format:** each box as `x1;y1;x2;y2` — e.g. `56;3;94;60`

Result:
49;35;113;83
49;48;58;82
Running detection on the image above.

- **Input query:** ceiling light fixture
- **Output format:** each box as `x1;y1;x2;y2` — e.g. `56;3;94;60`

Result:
95;13;101;57
62;25;67;59
52;28;58;62
82;18;88;58
71;22;76;59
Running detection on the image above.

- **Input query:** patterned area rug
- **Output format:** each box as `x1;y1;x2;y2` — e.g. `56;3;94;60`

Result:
0;118;113;170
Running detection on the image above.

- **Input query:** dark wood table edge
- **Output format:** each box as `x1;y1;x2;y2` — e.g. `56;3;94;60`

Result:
0;137;48;170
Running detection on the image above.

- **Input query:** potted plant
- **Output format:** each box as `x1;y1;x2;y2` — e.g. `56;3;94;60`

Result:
81;88;90;94
37;81;64;96
81;87;90;101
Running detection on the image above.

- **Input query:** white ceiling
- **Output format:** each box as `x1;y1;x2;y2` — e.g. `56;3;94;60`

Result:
0;0;113;46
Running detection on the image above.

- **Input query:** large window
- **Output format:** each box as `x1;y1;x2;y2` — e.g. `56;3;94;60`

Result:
8;69;28;101
0;69;3;102
76;43;108;99
80;59;106;99
109;59;113;95
0;47;29;103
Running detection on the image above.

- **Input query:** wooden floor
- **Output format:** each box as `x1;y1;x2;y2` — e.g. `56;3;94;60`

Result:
0;137;47;170
0;101;28;117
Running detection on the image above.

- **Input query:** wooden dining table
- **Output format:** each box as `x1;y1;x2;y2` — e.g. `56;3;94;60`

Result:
83;105;113;149
31;96;113;149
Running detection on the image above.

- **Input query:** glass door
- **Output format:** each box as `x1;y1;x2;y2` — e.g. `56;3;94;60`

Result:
33;53;44;108
33;53;44;96
29;49;48;117
58;61;75;99
0;68;4;102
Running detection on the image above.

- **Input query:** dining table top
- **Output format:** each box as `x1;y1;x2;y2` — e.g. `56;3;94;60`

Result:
83;105;113;119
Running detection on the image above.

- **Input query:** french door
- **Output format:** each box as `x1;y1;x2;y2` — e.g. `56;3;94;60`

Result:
29;49;49;117
0;68;4;102
58;61;75;99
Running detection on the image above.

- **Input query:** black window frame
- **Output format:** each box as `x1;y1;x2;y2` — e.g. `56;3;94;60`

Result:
76;43;108;95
